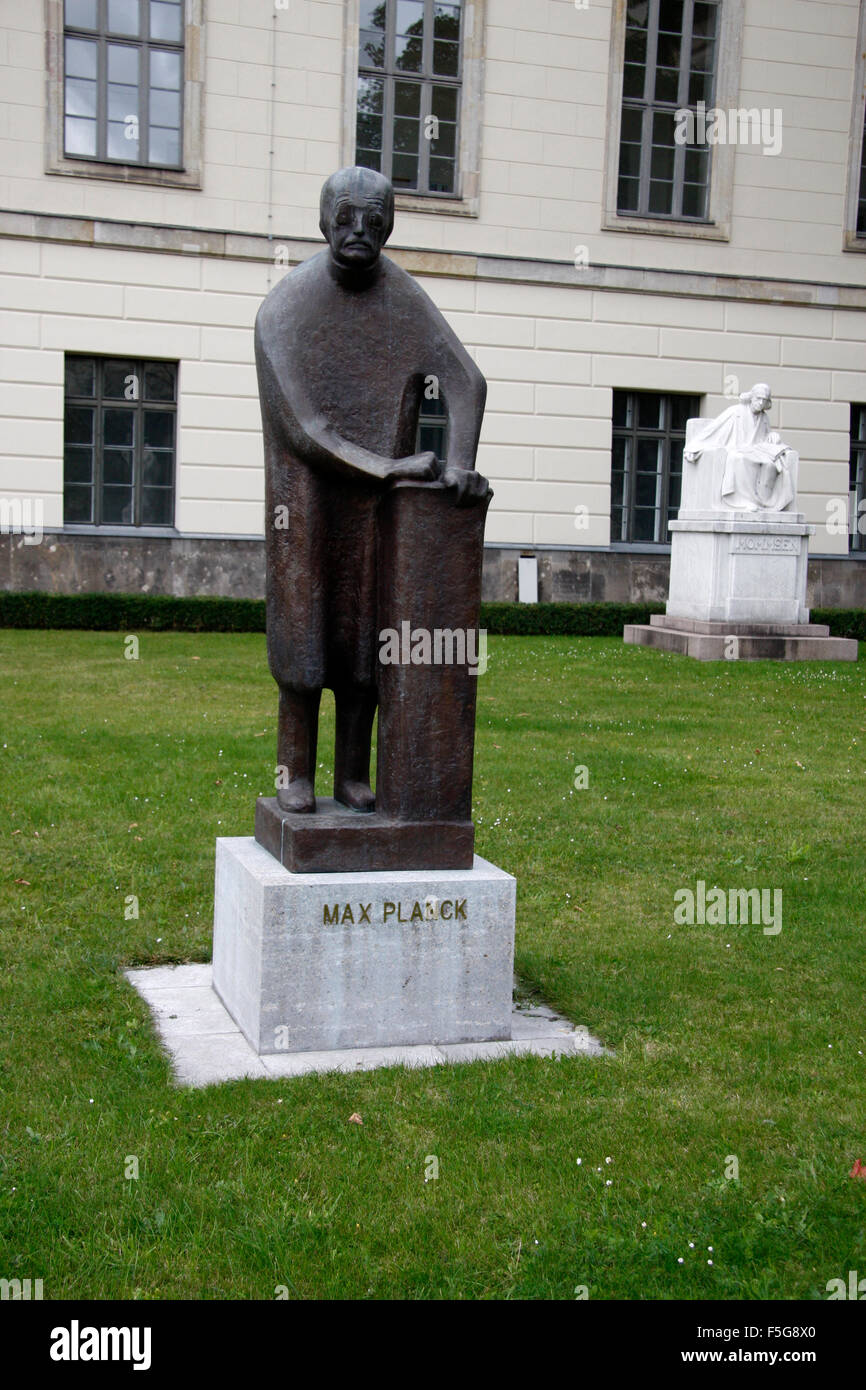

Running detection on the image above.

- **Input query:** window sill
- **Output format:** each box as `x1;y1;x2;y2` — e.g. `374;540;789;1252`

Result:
395;189;479;219
46;155;201;190
56;525;181;539
601;210;729;242
842;233;866;253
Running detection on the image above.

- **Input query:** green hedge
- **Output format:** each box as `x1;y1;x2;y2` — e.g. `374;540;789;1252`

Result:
0;590;862;642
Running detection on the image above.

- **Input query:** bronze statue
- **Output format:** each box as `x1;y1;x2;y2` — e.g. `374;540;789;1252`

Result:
254;166;489;833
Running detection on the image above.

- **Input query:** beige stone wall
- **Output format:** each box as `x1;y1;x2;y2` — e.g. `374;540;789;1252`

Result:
0;231;859;552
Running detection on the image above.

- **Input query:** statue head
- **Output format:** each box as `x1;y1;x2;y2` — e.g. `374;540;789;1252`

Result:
741;383;772;415
319;166;395;272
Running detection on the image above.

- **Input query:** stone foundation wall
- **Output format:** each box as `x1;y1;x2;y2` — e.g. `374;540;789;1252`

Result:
3;532;865;610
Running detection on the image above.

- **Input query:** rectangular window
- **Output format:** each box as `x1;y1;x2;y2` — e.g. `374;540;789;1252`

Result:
857;95;866;239
63;0;184;168
356;0;462;195
851;404;866;551
63;355;177;528
617;0;720;221
417;392;447;461
611;389;699;544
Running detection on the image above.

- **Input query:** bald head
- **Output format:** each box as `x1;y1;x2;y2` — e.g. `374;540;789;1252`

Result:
319;167;394;272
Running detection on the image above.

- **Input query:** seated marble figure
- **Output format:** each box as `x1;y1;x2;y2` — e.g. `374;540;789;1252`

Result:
683;383;795;513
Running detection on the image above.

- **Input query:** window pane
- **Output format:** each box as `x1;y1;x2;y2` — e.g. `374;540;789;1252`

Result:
681;183;704;218
394;81;421;117
636;473;659;507
103;361;137;398
150;0;182;42
104;408;134;447
433;40;459;77
624;26;647;65
102;486;134;524
108;82;139;122
658;0;684;32
670;395;696;432
357;74;384;114
611;471;625;508
150;87;180;126
144;363;176;402
623;63;645;99
612;392;630;428
627;0;649;27
638;394;663;429
431;120;456;159
656;32;681;69
392;152;419;187
103;448;134;484
65;116;97;156
690;36;715;72
654;66;680;103
150;49;181;90
393;116;419;153
650;144;674;180
65;77;97;118
632;509;657;542
432;85;458;122
65;358;95;397
620;106;642;145
688;70;712;105
619;142;641;178
434;3;461;40
143;411;174;448
148;126;180;164
64;485;93;523
396;0;425;35
356;147;381;172
395;35;423;71
64;445;93;483
65;405;94;444
429;157;455;193
107;0;140;36
65;0;98;27
359;1;386;29
617;175;640;212
693;2;718;38
108;119;139;158
108;43;139;85
684;147;710;185
141;487;173;525
360;28;385;66
142;450;173;486
65;36;97;79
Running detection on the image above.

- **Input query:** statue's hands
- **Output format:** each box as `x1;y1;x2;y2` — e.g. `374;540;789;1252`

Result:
388;451;441;483
442;465;491;507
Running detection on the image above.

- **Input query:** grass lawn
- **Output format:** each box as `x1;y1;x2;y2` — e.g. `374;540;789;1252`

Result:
1;629;864;1300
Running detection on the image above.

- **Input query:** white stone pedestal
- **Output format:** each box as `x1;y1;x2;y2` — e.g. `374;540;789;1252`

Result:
212;837;516;1055
666;512;812;624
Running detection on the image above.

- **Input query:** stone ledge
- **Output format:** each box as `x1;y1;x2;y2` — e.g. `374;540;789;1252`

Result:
124;963;608;1087
625;621;858;662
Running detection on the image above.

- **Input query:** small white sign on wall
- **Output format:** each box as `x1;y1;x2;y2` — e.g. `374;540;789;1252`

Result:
518;555;538;604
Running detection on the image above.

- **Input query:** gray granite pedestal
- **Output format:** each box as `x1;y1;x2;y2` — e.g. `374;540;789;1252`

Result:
212;836;516;1055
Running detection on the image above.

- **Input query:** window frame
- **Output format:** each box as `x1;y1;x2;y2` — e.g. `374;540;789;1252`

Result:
45;0;205;189
610;389;700;546
602;0;745;241
850;404;866;551
844;0;866;251
63;353;178;531
342;0;485;217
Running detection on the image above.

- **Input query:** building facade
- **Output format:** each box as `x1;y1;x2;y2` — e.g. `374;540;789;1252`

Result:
2;0;866;605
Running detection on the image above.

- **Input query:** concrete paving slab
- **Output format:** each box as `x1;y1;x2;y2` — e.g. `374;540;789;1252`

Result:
125;963;608;1088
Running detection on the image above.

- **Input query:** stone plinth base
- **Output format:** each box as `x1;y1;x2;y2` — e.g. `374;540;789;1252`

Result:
624;614;858;662
212;837;516;1055
255;797;473;873
666;512;812;625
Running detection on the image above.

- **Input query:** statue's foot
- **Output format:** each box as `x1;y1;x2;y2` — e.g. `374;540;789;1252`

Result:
277;778;316;814
334;780;375;813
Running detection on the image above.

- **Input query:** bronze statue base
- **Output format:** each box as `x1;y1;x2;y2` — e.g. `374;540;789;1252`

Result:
255;797;474;874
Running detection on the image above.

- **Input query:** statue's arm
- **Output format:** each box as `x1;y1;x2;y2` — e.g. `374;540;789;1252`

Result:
255;323;436;485
431;336;490;504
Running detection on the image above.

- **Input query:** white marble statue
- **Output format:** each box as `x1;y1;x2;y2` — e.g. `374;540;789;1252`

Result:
683;383;795;512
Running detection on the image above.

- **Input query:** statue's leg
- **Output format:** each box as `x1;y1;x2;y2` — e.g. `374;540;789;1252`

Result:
276;687;320;814
333;685;376;813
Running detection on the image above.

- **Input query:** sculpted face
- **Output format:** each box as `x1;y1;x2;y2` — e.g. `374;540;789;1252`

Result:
320;167;394;272
749;384;772;414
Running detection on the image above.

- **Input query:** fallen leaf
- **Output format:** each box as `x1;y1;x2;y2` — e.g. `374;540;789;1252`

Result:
15;879;31;886
348;1113;363;1125
850;1159;866;1180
